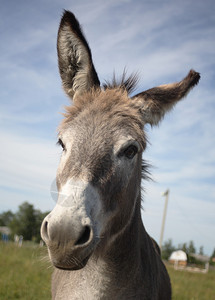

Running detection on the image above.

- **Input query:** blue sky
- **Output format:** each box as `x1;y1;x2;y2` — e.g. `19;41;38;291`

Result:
1;0;215;255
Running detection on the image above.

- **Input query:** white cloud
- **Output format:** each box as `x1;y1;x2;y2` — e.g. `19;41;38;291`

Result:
0;130;59;211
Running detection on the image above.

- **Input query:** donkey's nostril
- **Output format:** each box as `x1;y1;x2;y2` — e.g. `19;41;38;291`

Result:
75;226;91;246
42;220;49;240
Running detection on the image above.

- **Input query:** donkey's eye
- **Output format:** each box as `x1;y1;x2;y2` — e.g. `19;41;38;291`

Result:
57;138;65;151
123;145;138;159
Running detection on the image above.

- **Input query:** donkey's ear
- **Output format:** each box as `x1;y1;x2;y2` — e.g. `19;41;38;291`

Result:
132;70;200;126
57;10;100;100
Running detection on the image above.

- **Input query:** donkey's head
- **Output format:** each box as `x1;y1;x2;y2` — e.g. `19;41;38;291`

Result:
41;11;200;270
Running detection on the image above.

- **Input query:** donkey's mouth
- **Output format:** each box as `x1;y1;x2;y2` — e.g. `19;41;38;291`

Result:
49;239;99;271
54;253;92;271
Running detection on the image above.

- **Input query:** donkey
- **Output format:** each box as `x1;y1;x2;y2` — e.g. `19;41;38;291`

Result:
41;10;200;300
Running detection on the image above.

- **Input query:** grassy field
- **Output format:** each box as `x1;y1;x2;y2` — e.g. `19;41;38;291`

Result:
0;242;215;299
0;242;51;299
166;264;215;300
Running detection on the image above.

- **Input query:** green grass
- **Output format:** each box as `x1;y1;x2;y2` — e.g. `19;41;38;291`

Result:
0;242;215;299
166;264;215;300
0;242;52;300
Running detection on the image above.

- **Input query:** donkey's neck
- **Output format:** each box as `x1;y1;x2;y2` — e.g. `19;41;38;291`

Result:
85;199;147;297
104;200;143;270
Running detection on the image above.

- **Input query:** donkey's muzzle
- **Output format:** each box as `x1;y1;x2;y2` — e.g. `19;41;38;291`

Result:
41;214;95;270
40;180;102;270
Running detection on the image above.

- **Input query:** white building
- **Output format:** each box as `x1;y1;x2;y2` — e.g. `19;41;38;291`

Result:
169;250;187;266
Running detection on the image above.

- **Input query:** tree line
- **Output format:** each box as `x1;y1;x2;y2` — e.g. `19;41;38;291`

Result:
0;202;49;243
162;238;215;265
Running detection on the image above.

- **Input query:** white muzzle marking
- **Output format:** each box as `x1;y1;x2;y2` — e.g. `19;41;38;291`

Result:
43;180;103;244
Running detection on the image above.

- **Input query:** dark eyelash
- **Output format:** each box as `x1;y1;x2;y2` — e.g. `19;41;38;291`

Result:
57;138;65;150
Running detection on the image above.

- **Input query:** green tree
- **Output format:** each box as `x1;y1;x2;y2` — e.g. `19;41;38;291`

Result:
186;240;197;264
1;202;49;243
9;202;37;240
211;248;215;258
210;248;215;266
187;240;196;254
0;210;14;226
178;242;187;253
199;246;204;255
161;239;175;260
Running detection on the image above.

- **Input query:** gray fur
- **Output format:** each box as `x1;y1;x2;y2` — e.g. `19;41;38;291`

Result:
41;10;200;300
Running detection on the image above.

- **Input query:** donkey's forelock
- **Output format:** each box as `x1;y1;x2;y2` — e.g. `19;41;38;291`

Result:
59;87;144;136
103;71;139;95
